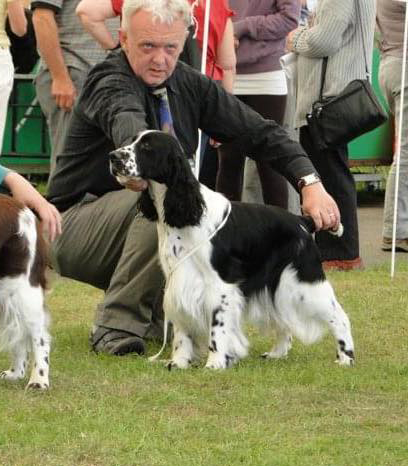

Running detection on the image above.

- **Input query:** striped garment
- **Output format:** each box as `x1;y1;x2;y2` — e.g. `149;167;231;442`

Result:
31;0;119;72
292;0;376;128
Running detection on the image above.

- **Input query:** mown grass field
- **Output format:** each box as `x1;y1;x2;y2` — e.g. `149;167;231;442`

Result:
0;261;407;466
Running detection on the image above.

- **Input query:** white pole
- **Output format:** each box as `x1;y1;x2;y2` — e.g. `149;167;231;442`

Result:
194;0;211;179
391;0;408;277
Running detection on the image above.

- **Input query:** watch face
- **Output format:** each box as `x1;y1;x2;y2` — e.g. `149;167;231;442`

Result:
299;174;320;189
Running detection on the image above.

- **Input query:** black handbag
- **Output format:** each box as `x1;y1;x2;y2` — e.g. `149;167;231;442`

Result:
306;1;387;151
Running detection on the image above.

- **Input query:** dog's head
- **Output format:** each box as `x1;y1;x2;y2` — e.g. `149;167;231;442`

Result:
110;130;205;228
110;130;189;185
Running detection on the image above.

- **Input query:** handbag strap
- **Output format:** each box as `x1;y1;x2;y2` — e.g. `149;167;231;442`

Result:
318;0;369;101
355;0;370;78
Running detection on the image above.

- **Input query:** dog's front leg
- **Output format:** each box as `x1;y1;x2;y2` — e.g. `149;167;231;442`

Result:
167;324;194;370
205;302;248;370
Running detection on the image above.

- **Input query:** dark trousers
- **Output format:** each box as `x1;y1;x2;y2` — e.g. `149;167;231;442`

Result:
216;94;288;208
299;126;360;261
51;190;164;339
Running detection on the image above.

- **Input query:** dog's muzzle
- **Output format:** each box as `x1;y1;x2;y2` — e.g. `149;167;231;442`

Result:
109;147;141;184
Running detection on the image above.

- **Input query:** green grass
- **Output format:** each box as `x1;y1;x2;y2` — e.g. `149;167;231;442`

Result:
1;262;408;466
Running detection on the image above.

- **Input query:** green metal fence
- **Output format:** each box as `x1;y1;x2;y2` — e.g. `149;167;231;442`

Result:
1;73;50;174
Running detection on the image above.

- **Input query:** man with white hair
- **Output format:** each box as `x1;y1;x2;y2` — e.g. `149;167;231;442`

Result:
47;0;341;356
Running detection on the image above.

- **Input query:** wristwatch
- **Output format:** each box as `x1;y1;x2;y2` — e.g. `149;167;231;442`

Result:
298;173;321;190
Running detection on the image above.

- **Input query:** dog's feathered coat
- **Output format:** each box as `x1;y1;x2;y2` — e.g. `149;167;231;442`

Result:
110;131;355;369
0;194;50;389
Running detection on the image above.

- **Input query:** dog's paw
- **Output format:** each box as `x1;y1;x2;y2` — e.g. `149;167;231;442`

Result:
26;381;49;390
335;350;355;367
261;350;289;360
166;358;191;371
205;353;235;370
0;370;24;381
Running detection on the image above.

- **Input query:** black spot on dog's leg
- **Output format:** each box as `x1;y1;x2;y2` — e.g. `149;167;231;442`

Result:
225;354;234;367
345;350;355;359
212;307;222;326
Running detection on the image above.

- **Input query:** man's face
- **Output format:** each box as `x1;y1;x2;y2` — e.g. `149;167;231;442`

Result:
120;9;187;87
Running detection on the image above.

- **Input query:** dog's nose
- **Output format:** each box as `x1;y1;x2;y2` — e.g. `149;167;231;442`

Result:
109;149;124;161
109;149;126;176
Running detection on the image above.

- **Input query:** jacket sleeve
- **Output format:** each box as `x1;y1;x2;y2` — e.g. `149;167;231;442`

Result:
78;64;148;148
234;0;300;41
292;0;354;58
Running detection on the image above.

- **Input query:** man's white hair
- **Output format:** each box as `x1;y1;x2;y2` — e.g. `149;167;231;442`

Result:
122;0;193;30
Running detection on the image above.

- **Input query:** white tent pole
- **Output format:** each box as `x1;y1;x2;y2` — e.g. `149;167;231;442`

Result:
194;0;211;179
391;0;408;278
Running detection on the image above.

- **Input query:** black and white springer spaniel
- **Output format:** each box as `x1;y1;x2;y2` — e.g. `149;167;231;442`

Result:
110;130;355;370
0;195;50;389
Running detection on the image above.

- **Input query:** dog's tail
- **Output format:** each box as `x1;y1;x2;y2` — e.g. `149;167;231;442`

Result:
301;215;344;237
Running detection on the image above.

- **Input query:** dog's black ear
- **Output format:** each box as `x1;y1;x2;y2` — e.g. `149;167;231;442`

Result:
163;144;205;228
137;190;158;222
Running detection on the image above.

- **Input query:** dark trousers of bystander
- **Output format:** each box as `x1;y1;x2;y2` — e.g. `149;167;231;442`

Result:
299;125;361;263
216;94;288;208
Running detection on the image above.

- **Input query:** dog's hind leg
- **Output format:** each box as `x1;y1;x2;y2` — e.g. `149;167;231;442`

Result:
326;299;355;367
262;327;292;360
167;324;195;370
0;341;29;381
301;283;355;367
27;321;50;390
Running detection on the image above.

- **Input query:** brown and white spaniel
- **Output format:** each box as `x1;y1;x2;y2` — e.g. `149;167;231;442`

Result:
0;194;50;389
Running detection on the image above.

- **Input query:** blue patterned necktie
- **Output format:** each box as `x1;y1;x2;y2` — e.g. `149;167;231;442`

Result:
152;87;176;136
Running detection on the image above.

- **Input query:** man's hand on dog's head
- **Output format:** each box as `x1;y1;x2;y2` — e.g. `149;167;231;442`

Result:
124;178;148;191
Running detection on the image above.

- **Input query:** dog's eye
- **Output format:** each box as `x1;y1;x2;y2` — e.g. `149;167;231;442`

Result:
141;142;151;151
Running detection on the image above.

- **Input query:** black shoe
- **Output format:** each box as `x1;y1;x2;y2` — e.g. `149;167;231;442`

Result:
91;327;145;356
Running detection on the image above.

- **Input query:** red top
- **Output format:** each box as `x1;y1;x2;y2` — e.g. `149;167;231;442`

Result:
111;0;122;16
110;0;234;80
192;0;234;80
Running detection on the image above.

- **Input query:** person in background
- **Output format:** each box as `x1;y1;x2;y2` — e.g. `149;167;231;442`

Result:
193;0;236;189
287;0;376;271
75;0;121;50
31;0;119;176
216;0;301;209
192;0;235;93
0;0;26;151
47;0;340;356
377;0;408;253
299;0;317;25
0;164;61;240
